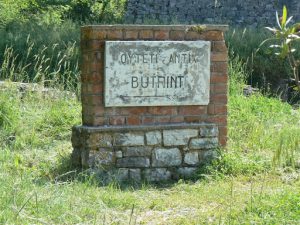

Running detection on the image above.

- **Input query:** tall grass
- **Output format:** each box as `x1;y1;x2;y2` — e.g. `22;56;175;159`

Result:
216;56;300;176
0;35;80;93
225;28;293;89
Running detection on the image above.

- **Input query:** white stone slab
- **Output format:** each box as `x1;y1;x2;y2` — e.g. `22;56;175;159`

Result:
105;41;210;107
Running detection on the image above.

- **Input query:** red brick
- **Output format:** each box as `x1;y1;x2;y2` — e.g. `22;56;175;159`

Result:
169;30;185;40
211;62;227;73
82;53;90;63
211;52;228;62
109;116;126;125
81;83;88;95
213;84;228;94
107;29;123;39
185;31;200;40
94;106;105;116
139;30;154;39
214;104;227;114
118;107;148;115
82;105;104;116
104;107;119;116
155;116;171;124
154;30;169;40
87;40;105;51
89;63;103;73
92;51;104;62
142;116;155;124
170;116;185;123
184;116;206;123
94;116;108;126
93;30;107;40
178;106;207;115
81;28;92;40
82;95;103;106
86;84;93;93
211;74;228;83
208;104;227;115
219;135;227;146
92;84;103;94
124;30;138;39
202;31;224;41
205;115;227;125
81;72;102;83
93;95;104;105
218;126;227;137
207;104;215;115
126;116;140;125
212;41;227;52
148;106;177;115
210;94;227;104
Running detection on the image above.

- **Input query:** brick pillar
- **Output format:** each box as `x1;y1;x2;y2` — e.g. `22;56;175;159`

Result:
80;25;228;146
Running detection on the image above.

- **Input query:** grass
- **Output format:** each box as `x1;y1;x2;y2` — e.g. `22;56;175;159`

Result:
0;56;299;224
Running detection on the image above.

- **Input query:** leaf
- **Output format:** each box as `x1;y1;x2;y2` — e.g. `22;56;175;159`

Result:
288;34;300;39
265;27;278;33
269;45;281;48
276;11;282;29
286;16;293;26
281;5;287;28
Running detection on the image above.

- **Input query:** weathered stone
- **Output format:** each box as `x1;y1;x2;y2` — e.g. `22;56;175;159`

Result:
144;168;171;182
116;157;150;168
123;146;152;157
152;148;182;167
146;131;162;145
88;149;115;167
200;126;219;137
199;150;218;163
105;41;211;107
114;132;144;146
163;129;198;146
116;168;129;182
177;167;197;178
115;151;123;158
98;134;113;147
87;133;113;147
184;152;199;166
189;137;219;149
129;169;141;181
124;1;296;27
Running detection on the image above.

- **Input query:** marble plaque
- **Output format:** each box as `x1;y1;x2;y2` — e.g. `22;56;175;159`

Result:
105;41;210;107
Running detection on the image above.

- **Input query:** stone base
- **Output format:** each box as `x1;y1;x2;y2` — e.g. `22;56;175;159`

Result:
71;123;219;182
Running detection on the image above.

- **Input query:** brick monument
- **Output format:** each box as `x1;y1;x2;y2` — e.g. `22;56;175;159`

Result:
72;25;228;182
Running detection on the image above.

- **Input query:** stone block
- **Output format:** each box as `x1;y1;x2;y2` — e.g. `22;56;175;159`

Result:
152;148;182;167
199;150;218;163
200;126;219;137
163;129;198;146
98;134;113;147
88;149;115;167
116;157;150;168
129;169;141;181
114;132;144;146
144;168;171;182
116;168;129;182
189;137;219;149
123;146;152;157
146;131;162;145
87;133;113;148
115;151;123;158
184;152;199;166
177;167;197;178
